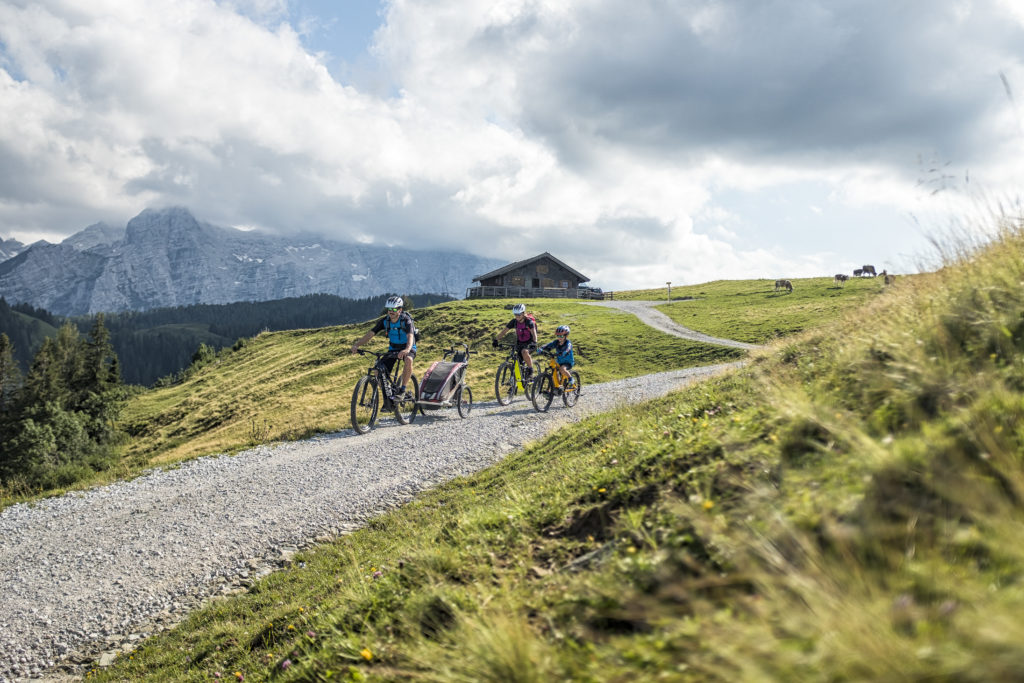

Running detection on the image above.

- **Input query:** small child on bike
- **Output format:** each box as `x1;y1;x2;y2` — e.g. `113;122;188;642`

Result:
541;324;575;387
491;303;538;378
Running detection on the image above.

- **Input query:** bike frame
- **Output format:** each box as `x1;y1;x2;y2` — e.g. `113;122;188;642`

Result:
361;350;404;405
500;343;532;390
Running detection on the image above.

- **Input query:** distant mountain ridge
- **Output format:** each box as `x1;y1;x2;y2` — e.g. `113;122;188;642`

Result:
0;208;503;315
0;236;24;262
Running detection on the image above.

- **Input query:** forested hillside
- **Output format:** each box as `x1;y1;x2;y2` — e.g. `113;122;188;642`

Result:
0;298;61;369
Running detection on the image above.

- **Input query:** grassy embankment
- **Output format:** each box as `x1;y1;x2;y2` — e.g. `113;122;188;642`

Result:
90;234;1024;683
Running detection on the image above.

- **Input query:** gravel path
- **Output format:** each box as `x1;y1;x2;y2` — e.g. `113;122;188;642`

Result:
585;299;763;350
0;363;741;682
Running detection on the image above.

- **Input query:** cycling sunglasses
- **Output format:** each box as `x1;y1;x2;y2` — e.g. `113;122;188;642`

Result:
556;333;568;337
386;307;401;312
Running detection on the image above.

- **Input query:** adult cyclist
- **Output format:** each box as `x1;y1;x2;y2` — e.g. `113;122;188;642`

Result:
491;303;537;379
351;296;416;398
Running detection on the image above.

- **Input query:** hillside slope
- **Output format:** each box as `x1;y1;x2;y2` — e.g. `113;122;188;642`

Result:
92;221;1024;681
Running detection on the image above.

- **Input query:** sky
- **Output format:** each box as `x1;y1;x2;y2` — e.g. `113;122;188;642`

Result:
1;0;1024;290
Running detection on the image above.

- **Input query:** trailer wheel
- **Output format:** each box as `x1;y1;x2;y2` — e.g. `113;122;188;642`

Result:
456;385;473;418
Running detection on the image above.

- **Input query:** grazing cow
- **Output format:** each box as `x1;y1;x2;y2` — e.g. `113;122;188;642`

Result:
862;265;877;277
853;268;864;277
774;279;793;292
834;273;849;286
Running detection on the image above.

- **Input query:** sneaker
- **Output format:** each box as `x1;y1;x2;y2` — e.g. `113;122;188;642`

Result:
395;385;406;398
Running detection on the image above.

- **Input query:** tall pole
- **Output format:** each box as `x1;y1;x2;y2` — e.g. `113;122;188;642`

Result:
666;281;671;302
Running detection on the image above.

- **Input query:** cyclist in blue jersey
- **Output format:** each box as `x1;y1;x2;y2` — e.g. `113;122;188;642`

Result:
540;324;575;388
351;295;416;397
491;303;538;378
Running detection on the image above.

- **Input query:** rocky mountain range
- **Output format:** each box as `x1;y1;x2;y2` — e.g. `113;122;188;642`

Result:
0;236;24;262
0;207;504;316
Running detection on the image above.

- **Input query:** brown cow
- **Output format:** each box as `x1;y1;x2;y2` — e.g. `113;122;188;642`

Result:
774;279;793;292
834;273;849;286
862;265;877;277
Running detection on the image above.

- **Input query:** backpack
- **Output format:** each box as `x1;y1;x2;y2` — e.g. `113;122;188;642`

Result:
385;312;421;346
515;313;538;343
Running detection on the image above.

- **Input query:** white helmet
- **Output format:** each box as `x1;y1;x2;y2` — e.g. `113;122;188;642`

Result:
512;303;526;315
386;296;404;309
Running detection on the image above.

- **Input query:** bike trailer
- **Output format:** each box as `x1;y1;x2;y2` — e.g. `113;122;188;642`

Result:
417;344;470;410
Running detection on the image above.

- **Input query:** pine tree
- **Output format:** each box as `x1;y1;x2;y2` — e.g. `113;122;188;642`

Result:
74;315;124;440
0;333;20;413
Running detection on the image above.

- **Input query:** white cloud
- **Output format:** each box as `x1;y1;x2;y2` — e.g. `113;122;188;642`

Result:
1;0;1023;289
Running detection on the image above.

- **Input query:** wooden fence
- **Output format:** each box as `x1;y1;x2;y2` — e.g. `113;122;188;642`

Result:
465;286;613;300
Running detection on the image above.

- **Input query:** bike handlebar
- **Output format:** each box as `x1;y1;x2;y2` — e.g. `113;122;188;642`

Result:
356;348;402;359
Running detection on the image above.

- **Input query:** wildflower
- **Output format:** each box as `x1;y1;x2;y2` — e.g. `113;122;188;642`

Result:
360;648;373;661
281;660;292;671
372;570;383;579
598;488;606;493
703;500;715;511
234;672;245;681
307;631;317;638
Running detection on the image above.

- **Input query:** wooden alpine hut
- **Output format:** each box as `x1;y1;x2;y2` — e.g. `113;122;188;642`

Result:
466;252;605;299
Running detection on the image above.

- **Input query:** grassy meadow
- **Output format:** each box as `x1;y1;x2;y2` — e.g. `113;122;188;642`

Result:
86;218;1024;681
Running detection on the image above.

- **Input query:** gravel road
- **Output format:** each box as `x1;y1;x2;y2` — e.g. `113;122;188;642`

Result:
0;363;741;682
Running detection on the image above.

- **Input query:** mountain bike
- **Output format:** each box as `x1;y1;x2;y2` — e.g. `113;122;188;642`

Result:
350;349;419;434
493;340;536;405
530;349;581;412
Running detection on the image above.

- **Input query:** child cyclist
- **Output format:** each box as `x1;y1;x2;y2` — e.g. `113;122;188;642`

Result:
491;303;538;378
541;324;576;388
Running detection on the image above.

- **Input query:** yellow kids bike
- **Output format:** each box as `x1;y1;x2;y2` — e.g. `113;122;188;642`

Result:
530;348;581;412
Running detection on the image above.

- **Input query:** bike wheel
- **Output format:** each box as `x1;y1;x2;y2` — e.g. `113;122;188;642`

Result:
351;375;379;434
531;372;555;413
562;371;581;407
394;375;419;425
494;362;515;405
456;385;473;418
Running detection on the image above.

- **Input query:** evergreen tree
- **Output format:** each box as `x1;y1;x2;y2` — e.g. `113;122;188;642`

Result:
0;333;19;413
74;315;124;440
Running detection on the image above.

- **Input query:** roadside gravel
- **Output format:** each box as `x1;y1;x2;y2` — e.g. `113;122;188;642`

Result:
0;363;740;681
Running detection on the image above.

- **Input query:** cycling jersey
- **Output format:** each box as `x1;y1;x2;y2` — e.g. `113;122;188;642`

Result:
542;338;574;366
505;316;536;343
372;312;417;350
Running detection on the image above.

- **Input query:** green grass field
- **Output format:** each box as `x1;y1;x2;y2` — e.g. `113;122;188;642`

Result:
619;275;891;344
88;218;1024;681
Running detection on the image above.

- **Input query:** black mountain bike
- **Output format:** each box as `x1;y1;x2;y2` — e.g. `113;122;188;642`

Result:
350;349;419;434
530;349;581;413
493;340;536;405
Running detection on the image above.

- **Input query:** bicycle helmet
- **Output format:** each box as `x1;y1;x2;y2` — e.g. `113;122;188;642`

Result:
386;296;404;309
556;325;570;335
512;303;526;315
